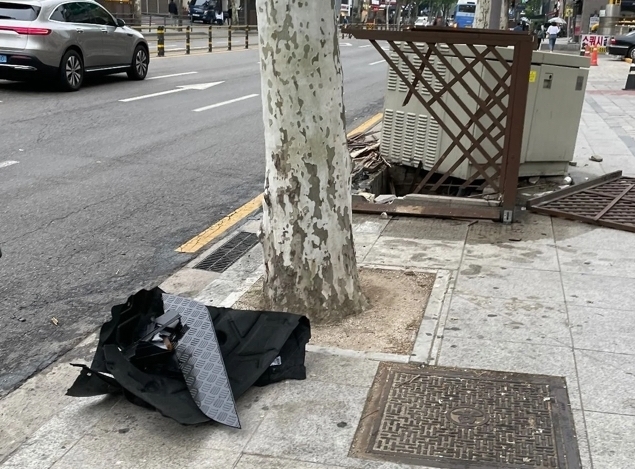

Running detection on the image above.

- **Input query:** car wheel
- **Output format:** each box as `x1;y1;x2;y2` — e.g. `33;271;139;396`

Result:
629;48;635;61
59;50;83;91
127;45;149;81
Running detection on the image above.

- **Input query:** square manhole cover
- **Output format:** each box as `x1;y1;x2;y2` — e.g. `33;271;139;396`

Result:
351;363;581;469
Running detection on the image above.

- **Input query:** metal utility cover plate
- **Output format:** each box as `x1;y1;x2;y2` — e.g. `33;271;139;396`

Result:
350;363;581;469
162;294;240;428
194;231;259;273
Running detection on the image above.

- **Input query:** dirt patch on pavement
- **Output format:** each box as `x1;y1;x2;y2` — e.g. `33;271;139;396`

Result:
232;268;435;355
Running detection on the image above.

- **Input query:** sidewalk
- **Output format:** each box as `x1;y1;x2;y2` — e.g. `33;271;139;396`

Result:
1;55;635;469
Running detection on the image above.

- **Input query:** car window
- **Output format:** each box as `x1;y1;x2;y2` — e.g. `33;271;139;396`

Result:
0;2;41;20
88;3;115;25
64;2;115;26
49;4;71;22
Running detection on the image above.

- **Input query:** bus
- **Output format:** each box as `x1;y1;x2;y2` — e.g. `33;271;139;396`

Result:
455;0;477;28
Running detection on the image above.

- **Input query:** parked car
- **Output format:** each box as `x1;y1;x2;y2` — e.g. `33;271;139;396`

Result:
608;31;635;60
189;0;223;24
0;0;149;90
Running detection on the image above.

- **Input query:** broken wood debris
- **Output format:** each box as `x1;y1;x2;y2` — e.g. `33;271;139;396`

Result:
348;130;389;182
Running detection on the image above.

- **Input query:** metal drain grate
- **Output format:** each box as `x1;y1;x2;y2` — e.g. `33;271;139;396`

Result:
350;363;581;469
194;231;259;273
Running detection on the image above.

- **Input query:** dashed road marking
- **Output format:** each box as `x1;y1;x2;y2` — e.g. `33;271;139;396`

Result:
148;71;198;80
369;59;386;66
193;93;259;112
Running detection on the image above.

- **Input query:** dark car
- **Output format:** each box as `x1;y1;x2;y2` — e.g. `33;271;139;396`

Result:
609;31;635;60
189;0;222;24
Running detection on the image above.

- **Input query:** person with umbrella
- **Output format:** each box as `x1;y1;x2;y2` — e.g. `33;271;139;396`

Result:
547;21;560;52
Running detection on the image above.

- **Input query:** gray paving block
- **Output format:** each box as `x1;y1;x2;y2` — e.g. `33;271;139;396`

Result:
364;236;464;270
586;411;635;469
575;349;635;415
463;238;559;271
353;232;381;263
562;272;635;311
244;381;410;469
569;305;635;355
455;265;565;304
50;445;239;469
381;217;469;242
234;455;356;469
41;386;278;469
443;294;571;348
572;409;594;469
1;396;119;469
304;352;379;388
353;217;390;235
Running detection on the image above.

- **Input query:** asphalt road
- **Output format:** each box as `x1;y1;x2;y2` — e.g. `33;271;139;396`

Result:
0;39;387;395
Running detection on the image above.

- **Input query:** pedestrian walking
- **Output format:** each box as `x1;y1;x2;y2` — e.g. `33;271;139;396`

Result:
547;21;559;52
535;25;545;50
226;7;232;25
169;0;178;26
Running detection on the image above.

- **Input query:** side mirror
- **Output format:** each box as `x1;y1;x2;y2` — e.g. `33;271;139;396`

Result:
116;18;126;27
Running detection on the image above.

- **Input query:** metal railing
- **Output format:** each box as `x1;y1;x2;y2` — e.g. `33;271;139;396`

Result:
142;24;256;56
116;13;244;31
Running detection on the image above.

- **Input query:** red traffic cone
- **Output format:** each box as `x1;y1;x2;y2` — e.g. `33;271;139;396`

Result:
585;45;591;57
591;46;598;66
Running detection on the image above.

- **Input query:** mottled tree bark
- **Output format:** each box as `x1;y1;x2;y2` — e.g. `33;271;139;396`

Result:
474;0;492;28
500;0;509;29
231;0;239;24
131;0;142;27
255;0;364;324
474;0;509;28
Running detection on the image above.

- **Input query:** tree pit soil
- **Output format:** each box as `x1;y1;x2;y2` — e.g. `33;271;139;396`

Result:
232;268;435;355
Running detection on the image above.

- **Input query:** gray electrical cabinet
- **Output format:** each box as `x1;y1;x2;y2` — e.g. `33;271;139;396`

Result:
380;46;590;180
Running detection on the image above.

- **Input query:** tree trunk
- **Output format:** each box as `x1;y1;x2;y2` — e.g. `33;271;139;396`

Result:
500;0;509;29
473;0;491;28
231;0;238;24
131;0;142;27
255;0;364;324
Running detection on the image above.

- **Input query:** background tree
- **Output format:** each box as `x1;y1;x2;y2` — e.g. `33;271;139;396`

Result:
254;0;364;323
474;0;509;28
231;0;239;24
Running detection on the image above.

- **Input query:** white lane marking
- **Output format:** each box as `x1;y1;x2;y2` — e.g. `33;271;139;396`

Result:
148;71;198;80
359;44;372;48
119;81;224;102
341;42;352;47
0;160;19;169
193;93;259;112
369;60;387;66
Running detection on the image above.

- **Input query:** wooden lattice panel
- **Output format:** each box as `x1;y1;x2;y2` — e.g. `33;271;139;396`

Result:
529;172;635;232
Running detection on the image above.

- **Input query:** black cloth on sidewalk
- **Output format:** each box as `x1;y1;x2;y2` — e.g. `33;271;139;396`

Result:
67;287;311;426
